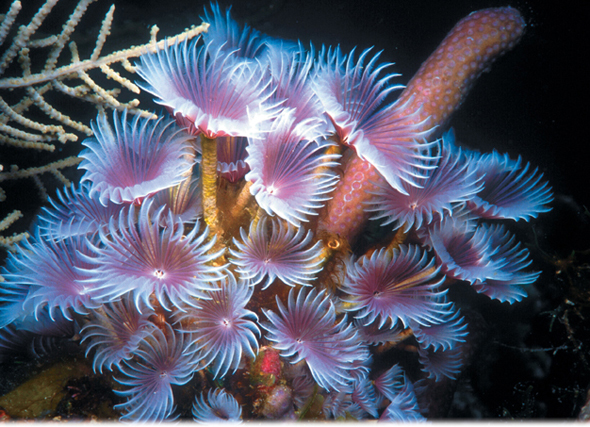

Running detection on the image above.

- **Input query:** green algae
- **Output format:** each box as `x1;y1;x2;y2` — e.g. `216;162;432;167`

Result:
0;359;92;419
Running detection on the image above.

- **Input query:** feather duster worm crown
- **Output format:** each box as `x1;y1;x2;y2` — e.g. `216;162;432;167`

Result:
0;3;552;422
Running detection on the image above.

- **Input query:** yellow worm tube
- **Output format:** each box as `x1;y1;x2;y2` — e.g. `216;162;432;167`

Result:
200;134;220;233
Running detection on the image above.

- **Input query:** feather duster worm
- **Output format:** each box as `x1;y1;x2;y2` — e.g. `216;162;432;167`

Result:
229;216;323;288
80;297;157;374
79;110;194;206
177;274;260;379
379;379;425;422
366;130;483;232
313;46;436;195
0;231;99;326
421;216;512;284
216;136;250;182
466;150;553;221
136;37;272;138
201;3;265;61
113;323;196;421
313;46;402;146
192;388;243;422
269;45;326;131
471;223;541;303
245;110;340;225
262;287;364;392
342;245;450;328
82;202;225;311
36;182;129;240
